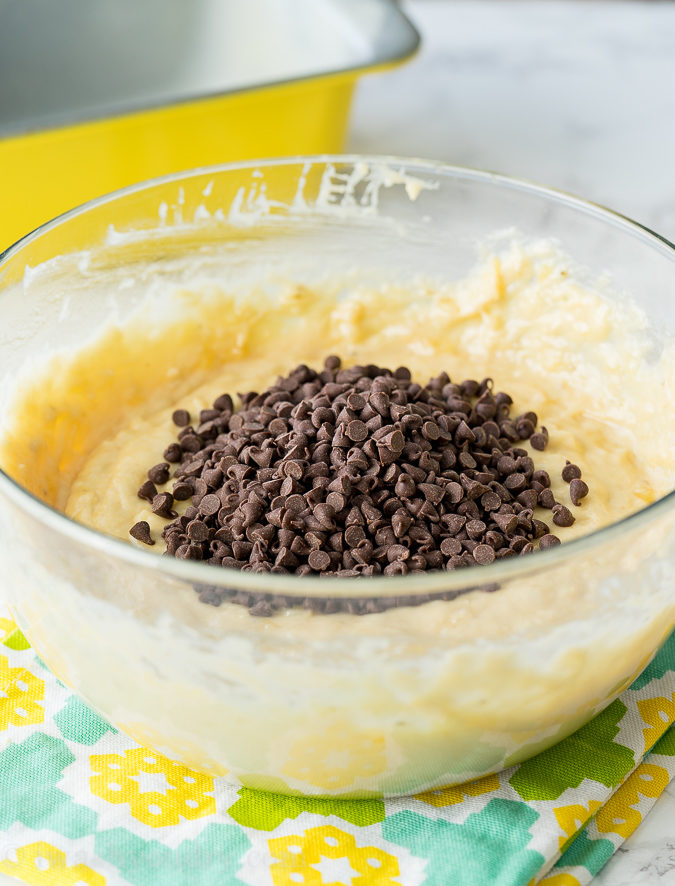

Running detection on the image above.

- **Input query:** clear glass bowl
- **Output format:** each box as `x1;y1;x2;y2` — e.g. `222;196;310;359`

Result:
0;157;673;798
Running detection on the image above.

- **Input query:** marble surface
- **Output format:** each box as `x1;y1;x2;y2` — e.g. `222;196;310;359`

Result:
350;2;675;883
350;0;675;242
594;778;675;885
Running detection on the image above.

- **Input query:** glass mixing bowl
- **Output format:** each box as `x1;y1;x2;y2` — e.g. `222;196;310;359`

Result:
0;157;673;798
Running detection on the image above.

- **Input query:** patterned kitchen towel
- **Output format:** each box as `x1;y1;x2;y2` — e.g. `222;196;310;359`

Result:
0;603;673;886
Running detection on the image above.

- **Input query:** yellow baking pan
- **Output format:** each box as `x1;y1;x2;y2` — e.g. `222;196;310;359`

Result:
0;0;419;251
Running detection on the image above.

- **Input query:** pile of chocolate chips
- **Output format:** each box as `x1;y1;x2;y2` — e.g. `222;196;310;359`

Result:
130;357;589;613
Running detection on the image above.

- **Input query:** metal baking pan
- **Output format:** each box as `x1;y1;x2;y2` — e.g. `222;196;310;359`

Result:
0;0;419;249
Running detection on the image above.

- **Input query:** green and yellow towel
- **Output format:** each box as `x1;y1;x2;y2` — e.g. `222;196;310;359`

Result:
1;603;673;886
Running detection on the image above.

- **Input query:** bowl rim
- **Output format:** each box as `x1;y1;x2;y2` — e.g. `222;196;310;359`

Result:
0;154;673;599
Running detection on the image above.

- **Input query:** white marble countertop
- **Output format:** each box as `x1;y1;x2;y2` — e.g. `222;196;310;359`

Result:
349;2;675;883
350;0;675;243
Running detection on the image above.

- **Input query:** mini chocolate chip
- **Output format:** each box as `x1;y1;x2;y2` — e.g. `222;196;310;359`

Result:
137;479;157;503
440;537;462;556
441;513;466;534
307;549;331;571
148;463;170;485
515;418;535;438
130;521;154;545
180;433;203;453
539;534;561;548
484;530;504;549
213;393;234;411
455;420;475;445
532;519;550;539
504;473;527;492
384;561;408;575
344;525;366;547
286;494;306;513
460;378;480;397
314;503;336;528
530;428;549;450
326;491;346;512
474;544;495;564
562;462;582;482
172;409;191;427
552;504;575;527
393;366;411;380
418;483;445;506
242;501;264;526
532;469;551;488
199;494;221;516
385;429;405;454
480;490;502;512
369;391;390;416
346;419;367;442
538;488;556;509
493;511;518;535
569;478;589;506
391;511;412;538
462;477;489;500
151;492;175;518
510;536;529;553
445;482;464;504
516;489;539;510
387;544;410;563
163;442;183;463
500;420;519;441
187;520;210;542
394;473;415;498
466;519;486;539
202;467;223;488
